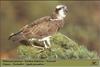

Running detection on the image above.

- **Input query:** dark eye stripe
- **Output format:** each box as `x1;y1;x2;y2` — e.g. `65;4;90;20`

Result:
55;7;64;14
57;8;62;10
57;7;65;10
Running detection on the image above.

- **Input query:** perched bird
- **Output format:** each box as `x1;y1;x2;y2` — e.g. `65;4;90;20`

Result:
8;5;68;49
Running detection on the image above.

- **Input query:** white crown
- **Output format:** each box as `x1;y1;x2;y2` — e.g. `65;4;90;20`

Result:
56;5;66;9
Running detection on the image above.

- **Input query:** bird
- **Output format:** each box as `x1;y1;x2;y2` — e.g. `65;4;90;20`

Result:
8;5;68;49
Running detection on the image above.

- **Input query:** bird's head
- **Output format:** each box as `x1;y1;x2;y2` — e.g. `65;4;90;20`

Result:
55;5;68;20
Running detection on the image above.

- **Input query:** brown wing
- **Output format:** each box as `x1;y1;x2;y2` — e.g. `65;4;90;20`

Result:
9;15;64;41
19;16;52;39
8;16;64;46
20;16;64;39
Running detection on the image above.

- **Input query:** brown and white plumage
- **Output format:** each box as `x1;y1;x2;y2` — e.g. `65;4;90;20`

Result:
8;5;68;48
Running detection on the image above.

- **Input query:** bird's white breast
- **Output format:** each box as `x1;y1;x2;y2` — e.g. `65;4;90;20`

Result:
58;9;66;18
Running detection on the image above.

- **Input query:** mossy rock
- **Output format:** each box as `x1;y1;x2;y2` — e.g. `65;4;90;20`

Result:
17;33;99;60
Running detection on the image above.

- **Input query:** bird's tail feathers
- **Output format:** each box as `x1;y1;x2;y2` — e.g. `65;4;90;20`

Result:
8;31;22;40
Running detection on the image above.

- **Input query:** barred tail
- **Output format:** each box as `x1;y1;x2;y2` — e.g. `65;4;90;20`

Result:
8;31;31;46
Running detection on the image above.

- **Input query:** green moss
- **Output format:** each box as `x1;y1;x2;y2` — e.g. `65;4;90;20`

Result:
17;33;99;60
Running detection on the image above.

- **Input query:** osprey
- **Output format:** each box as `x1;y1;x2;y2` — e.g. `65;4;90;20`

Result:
8;5;68;49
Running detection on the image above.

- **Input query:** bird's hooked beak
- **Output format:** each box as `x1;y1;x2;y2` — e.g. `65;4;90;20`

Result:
65;8;68;13
64;6;68;14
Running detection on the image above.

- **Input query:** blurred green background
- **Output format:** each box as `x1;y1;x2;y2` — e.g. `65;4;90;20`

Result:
0;1;100;57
